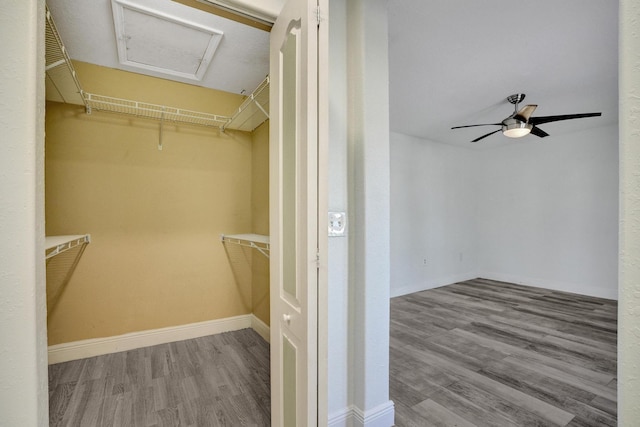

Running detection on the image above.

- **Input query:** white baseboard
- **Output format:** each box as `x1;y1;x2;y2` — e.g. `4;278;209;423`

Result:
251;314;270;343
48;313;272;365
328;407;353;427
329;401;395;427
390;273;478;298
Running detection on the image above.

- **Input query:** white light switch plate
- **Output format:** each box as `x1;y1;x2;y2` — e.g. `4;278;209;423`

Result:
328;212;346;237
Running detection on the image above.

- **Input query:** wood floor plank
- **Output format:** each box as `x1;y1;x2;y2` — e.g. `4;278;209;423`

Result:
590;396;617;417
391;278;617;427
411;399;478;427
443;379;558;427
486;314;617;355
396;339;576;425
427;329;511;365
480;360;598;406
508;350;615;388
390;376;432;408
49;382;77;427
430;384;521;427
49;329;270;427
500;356;616;402
492;308;617;347
393;401;426;427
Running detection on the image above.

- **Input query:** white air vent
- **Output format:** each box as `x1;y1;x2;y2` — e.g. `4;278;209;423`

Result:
111;0;223;81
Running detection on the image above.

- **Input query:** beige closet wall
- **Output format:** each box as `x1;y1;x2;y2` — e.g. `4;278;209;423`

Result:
46;62;269;344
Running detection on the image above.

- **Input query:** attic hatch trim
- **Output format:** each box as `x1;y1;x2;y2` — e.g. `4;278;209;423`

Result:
111;0;223;82
46;4;269;133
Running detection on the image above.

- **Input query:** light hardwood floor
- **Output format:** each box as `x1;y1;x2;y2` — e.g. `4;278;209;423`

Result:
390;278;617;427
48;328;270;426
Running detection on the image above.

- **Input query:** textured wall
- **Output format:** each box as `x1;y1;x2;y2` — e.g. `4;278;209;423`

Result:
0;1;48;426
346;0;394;422
618;0;640;422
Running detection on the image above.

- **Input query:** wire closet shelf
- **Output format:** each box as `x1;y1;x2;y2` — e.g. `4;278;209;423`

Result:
83;93;231;128
45;5;86;106
45;235;91;260
223;76;270;132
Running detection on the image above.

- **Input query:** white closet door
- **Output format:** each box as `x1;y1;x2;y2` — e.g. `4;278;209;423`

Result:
269;0;321;425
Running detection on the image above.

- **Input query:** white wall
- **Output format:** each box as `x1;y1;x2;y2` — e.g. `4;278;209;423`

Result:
326;0;350;419
390;132;478;297
478;125;618;299
0;1;48;426
345;0;394;425
618;0;640;421
326;1;394;425
390;124;618;300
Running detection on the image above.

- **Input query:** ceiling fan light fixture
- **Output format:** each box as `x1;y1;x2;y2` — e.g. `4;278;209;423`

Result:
502;119;532;138
451;93;602;143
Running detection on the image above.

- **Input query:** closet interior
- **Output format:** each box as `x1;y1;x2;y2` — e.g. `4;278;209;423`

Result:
44;2;271;358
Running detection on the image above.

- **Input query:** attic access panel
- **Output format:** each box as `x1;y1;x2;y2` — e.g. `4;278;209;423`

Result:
111;0;223;81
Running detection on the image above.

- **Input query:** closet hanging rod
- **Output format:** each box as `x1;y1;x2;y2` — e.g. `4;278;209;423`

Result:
83;92;230;128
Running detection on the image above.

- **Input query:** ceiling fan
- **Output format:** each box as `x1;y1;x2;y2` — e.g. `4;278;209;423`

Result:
451;94;602;142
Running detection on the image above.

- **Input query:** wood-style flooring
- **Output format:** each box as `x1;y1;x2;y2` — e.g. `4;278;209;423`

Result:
48;328;270;427
390;278;617;427
49;278;617;426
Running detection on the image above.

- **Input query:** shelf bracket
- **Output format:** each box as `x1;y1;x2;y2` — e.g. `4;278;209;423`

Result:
221;233;270;259
253;98;269;120
250;242;270;259
159;107;165;151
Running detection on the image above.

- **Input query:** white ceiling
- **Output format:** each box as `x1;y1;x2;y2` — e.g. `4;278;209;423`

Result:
388;0;619;148
47;0;618;148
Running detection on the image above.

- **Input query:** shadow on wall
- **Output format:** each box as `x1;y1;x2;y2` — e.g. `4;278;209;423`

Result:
222;239;270;326
46;244;89;319
222;241;253;309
